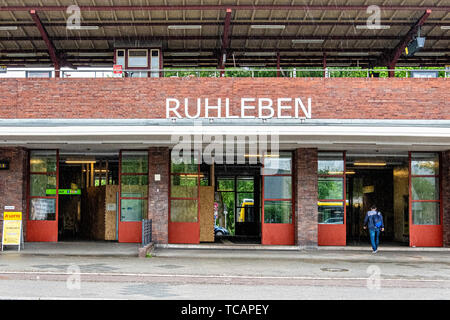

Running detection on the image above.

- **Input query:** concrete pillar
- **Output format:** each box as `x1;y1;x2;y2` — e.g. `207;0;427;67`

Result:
0;147;28;240
148;147;170;244
294;148;318;247
442;150;450;247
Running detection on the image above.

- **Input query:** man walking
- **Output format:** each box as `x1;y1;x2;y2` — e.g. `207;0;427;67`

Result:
363;205;384;253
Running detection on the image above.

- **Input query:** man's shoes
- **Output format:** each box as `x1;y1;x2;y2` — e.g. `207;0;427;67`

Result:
372;249;378;254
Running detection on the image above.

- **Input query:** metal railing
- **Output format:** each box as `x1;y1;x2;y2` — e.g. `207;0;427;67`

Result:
142;219;152;247
0;68;448;79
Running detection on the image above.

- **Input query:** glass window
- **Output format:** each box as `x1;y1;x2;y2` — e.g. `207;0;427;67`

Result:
412;177;439;200
264;152;292;175
318;177;344;200
264;201;292;224
30;151;57;173
116;50;125;68
264;176;292;199
412;202;439;225
29;198;56;221
121;199;147;222
318;152;344;175
411;153;439;175
128;49;148;67
217;178;234;191
237;178;254;192
170;199;198;222
121;152;148;173
30;174;57;197
318;202;344;224
171;153;199;173
121;175;149;198
171;175;198;198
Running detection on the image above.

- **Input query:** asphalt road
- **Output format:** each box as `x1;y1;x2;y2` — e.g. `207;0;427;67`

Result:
0;248;450;300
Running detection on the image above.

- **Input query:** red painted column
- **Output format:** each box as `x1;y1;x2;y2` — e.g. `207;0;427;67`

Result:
276;52;281;77
442;150;450;247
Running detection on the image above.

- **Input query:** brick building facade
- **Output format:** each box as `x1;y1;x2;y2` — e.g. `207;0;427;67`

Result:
0;77;449;248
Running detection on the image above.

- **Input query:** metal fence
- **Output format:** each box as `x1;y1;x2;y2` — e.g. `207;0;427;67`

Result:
0;68;448;79
142;219;152;247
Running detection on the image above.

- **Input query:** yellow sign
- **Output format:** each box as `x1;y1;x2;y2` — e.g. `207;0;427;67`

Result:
2;212;22;247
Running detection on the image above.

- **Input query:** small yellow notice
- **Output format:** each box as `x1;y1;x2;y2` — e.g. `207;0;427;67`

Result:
2;212;22;246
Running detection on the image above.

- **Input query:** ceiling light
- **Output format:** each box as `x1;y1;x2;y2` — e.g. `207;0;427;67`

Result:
414;52;446;56
250;25;286;30
440;26;450;30
240;63;266;67
326;63;352;67
243;52;276;56
6;53;39;57
76;52;114;57
0;26;18;31
168;25;202;30
338;52;370;56
65;160;97;164
167;52;202;57
353;162;387;166
355;25;390;30
67;25;100;30
292;39;325;44
171;63;199;67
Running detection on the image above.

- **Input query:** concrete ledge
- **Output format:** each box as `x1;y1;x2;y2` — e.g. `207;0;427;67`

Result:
138;242;154;258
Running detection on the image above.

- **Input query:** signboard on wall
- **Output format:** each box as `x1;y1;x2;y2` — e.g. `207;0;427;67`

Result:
1;212;23;251
0;160;9;170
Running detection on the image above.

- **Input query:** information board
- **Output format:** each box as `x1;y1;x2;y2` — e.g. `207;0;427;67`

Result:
1;212;23;251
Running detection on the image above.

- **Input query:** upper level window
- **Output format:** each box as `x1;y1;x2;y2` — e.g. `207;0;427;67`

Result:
116;49;125;68
128;49;148;68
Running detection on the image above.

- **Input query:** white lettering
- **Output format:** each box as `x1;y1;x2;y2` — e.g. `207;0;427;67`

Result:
258;98;274;119
241;98;255;118
184;98;201;119
277;98;292;118
166;98;182;118
225;98;238;118
295;97;312;119
205;98;222;118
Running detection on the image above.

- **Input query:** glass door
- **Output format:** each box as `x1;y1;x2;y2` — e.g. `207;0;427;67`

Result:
27;150;59;242
261;152;294;245
169;151;200;244
119;150;149;243
317;152;346;246
409;152;443;247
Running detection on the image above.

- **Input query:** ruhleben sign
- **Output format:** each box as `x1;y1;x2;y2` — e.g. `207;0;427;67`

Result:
166;97;312;119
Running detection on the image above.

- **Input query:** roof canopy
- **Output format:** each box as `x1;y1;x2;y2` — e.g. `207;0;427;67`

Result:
0;0;448;68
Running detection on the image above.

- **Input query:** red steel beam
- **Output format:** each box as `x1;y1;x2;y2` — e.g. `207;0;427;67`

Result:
0;5;449;12
29;9;61;76
219;8;232;71
386;10;432;77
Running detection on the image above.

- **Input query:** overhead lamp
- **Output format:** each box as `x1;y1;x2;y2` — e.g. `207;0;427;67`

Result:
171;63;199;67
243;52;276;56
292;39;324;44
353;161;387;166
355;25;390;30
413;52;446;57
6;53;39;57
0;26;18;31
240;63;266;67
65;160;97;164
167;52;202;57
76;52;114;57
440;26;450;30
338;52;370;56
168;25;202;30
326;63;352;67
250;25;286;30
67;25;100;30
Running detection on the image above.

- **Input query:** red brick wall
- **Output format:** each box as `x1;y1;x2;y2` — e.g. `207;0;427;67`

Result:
443;150;450;247
295;148;318;247
0;148;28;240
148;147;169;244
0;78;448;119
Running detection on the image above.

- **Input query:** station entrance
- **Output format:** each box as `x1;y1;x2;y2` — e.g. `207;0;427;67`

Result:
318;151;443;247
